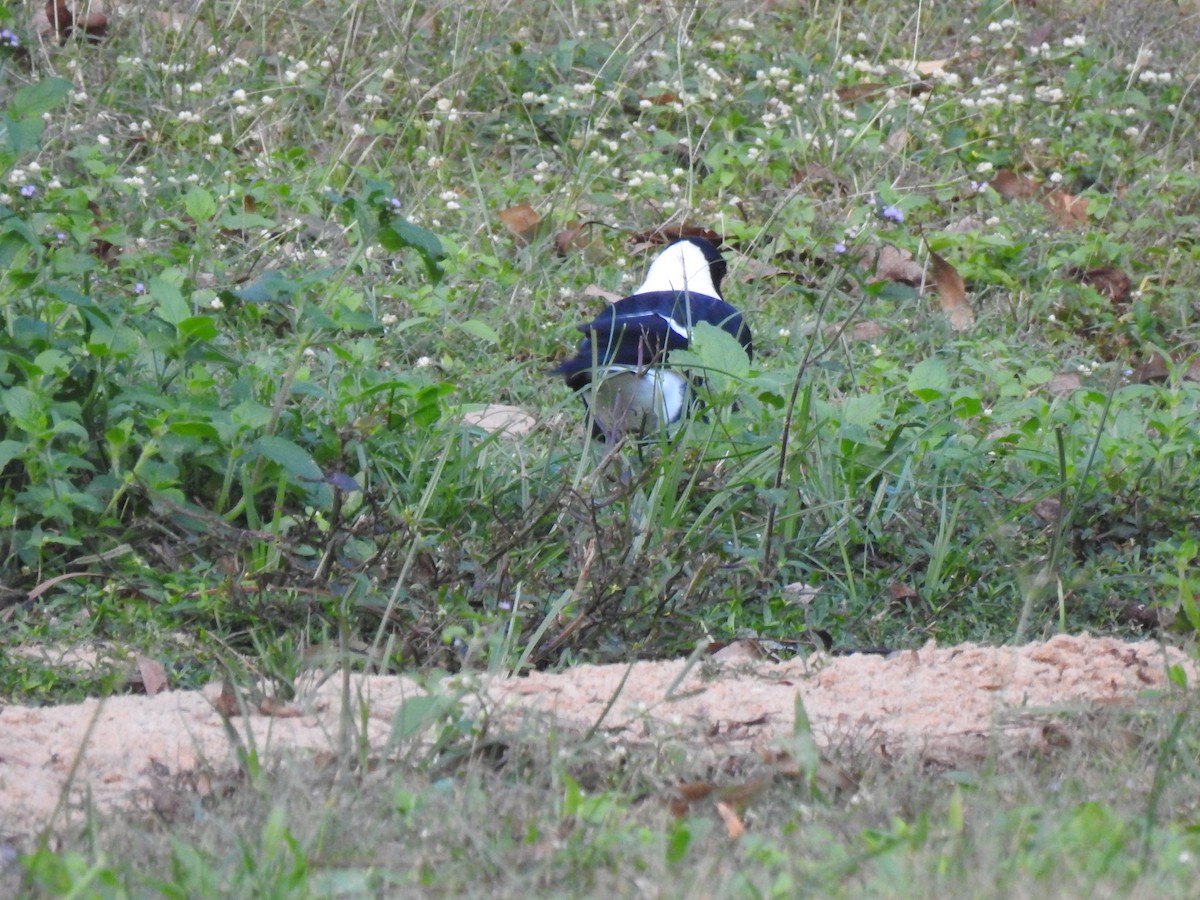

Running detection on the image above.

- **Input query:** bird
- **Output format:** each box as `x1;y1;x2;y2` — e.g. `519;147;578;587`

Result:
553;237;752;438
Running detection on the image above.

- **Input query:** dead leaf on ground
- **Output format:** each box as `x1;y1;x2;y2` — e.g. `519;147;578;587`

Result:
498;204;542;245
889;58;952;77
835;82;889;103
1072;267;1132;305
790;162;849;194
257;697;303;718
42;0;107;41
991;169;1041;201
459;404;536;437
1130;351;1200;384
136;656;169;697
927;246;974;332
1043;190;1088;228
716;801;746;839
888;582;919;604
866;244;925;285
582;284;623;303
1046;371;1083;395
554;223;590;256
213;681;239;718
822;320;887;343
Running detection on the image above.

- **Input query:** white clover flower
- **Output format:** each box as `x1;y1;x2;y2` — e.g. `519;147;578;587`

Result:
97;134;111;146
231;89;247;102
1049;171;1063;183
416;356;434;368
976;161;994;174
208;133;224;145
210;297;224;310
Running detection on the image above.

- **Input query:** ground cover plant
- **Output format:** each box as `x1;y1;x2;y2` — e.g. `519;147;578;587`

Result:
3;0;1200;893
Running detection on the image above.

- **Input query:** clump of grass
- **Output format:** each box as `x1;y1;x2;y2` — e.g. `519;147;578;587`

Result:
1;0;1198;696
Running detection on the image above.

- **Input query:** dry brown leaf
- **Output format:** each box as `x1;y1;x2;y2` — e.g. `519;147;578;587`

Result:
1043;190;1088;228
257;697;303;718
710;640;765;663
1131;351;1200;384
499;204;541;245
991;169;1041;200
669;782;716;816
1046;371;1083;395
928;247;974;332
1074;267;1132;305
888;582;919;603
213;681;239;718
868;244;925;285
582;284;623;303
716;801;746;840
553;223;589;256
835;82;889;103
459;404;536;437
136;656;169;697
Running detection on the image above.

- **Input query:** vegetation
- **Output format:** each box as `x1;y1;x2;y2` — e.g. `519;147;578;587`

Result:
2;0;1200;894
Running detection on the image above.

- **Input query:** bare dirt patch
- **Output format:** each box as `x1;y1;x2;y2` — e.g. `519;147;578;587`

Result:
0;634;1190;840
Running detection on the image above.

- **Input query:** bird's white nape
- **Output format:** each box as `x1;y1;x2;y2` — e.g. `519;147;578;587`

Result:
634;241;719;298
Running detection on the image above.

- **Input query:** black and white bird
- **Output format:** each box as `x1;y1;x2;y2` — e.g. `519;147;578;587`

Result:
553;237;753;438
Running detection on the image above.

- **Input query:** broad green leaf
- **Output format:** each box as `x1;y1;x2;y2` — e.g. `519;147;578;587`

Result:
459;319;499;344
252;435;324;484
379;218;444;282
184;187;217;222
908;358;950;400
150;276;189;325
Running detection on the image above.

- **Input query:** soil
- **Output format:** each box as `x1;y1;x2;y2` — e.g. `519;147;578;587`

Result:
0;634;1190;842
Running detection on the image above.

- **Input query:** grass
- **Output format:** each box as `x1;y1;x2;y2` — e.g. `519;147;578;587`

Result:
3;0;1200;893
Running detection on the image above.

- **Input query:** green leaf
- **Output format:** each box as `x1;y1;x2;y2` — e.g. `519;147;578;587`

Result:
459;319;499;344
252;435;324;484
908;358;950;400
150;276;190;325
217;212;276;230
3;78;72;156
184;187;217;222
380;219;445;282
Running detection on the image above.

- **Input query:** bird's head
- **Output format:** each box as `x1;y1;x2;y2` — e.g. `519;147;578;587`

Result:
634;237;726;298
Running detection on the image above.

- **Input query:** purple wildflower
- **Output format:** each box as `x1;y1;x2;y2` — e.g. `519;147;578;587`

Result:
19;184;36;198
881;205;904;224
134;282;146;295
833;241;847;254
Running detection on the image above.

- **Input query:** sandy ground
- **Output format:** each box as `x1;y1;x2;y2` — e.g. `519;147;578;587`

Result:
0;634;1190;841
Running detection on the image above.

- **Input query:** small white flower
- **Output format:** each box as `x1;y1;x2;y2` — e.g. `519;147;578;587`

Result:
1049;171;1063;184
209;297;224;310
207;133;224;146
416;356;434;368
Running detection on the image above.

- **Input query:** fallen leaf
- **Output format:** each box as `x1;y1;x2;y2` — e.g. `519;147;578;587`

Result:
499;204;541;245
991;169;1041;200
1043;189;1088;228
459;404;536;437
669;782;717;816
867;244;925;285
582;284;623;303
136;656;169;696
716;801;746;839
1073;267;1132;305
213;680;239;718
1046;371;1083;395
257;697;303;718
927;246;974;332
710;639;764;662
835;82;889;103
782;582;822;607
888;582;919;604
554;223;590;255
